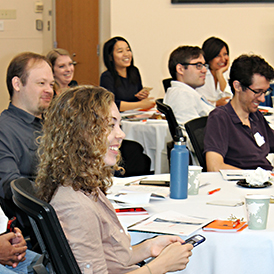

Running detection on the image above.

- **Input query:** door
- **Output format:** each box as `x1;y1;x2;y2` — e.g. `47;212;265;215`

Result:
55;0;99;85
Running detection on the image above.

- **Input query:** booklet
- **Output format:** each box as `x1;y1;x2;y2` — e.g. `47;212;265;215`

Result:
128;210;211;236
115;207;149;216
203;220;247;232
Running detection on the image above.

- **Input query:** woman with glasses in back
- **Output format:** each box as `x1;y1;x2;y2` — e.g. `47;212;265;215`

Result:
196;37;233;106
100;36;155;112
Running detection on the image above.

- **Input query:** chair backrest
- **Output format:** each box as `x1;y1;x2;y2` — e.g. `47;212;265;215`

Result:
162;78;172;92
185;116;208;172
119;140;151;176
155;98;183;141
0;196;38;248
11;178;81;274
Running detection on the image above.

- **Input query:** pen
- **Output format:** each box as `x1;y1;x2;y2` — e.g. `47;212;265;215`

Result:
124;177;147;186
232;219;240;228
208;188;221;195
154;218;203;225
127;216;150;229
199;182;210;188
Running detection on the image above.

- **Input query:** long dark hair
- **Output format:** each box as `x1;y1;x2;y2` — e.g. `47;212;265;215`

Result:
103;36;139;88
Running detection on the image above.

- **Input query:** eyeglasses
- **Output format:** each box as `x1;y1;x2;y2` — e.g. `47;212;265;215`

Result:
180;62;209;70
241;84;273;97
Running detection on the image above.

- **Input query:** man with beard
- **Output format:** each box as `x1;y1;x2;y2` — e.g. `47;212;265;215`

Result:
204;54;274;171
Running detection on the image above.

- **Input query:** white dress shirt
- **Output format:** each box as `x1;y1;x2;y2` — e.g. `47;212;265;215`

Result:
164;81;214;125
196;69;232;104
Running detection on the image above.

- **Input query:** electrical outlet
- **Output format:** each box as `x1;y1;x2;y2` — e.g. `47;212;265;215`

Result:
36;19;43;31
0;10;16;19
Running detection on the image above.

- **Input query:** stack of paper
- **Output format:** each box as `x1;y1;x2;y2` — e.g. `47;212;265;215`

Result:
115;207;149;216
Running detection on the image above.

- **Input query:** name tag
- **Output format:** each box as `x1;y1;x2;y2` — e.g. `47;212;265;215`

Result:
254;132;265;147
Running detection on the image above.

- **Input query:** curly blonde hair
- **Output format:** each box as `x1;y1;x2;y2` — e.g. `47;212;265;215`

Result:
36;85;118;202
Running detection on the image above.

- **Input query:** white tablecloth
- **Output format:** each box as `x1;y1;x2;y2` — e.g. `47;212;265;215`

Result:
121;120;171;174
114;172;274;274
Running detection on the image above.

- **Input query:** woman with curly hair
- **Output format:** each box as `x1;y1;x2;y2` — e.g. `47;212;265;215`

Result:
36;85;193;274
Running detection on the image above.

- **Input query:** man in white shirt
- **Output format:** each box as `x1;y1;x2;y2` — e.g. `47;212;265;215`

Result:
164;46;214;125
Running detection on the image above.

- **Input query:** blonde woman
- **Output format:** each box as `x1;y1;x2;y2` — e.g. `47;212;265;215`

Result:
46;48;77;95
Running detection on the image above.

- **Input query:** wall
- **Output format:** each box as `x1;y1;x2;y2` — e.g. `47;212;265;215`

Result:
0;0;52;112
107;0;274;99
1;1;274;111
99;0;110;73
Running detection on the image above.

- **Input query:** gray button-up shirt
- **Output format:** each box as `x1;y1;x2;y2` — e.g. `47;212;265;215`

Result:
0;103;42;199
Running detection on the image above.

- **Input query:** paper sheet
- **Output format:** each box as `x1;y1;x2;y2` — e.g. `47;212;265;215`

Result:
219;169;254;181
128;210;211;236
0;207;8;234
206;200;244;207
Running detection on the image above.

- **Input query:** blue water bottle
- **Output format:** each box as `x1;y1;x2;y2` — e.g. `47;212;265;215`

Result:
170;129;189;199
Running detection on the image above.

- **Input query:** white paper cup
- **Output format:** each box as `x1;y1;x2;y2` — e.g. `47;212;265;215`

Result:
188;166;202;195
245;194;270;230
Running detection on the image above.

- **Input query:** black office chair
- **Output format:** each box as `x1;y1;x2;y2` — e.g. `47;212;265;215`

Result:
11;178;82;274
118;140;152;177
0;196;39;250
162;78;172;92
185;116;208;172
155;98;184;141
156;98;188;167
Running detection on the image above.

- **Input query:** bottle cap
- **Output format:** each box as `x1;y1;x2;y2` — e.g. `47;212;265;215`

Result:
173;126;186;143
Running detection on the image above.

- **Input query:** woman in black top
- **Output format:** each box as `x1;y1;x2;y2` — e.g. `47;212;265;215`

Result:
100;36;155;111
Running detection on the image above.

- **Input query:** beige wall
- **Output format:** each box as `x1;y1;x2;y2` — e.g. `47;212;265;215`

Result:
1;1;274;111
99;0;110;73
0;0;52;112
105;0;274;100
